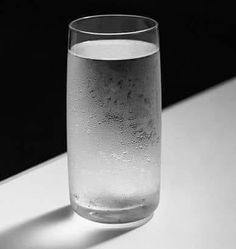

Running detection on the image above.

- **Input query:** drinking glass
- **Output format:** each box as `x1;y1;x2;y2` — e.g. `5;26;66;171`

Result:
67;14;161;224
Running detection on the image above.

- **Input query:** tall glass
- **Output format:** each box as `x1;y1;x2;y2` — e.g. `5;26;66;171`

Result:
67;15;161;224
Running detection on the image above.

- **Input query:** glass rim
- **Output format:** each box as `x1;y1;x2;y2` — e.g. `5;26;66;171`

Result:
69;14;158;36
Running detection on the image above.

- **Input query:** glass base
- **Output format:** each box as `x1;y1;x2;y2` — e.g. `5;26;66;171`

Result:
71;199;157;226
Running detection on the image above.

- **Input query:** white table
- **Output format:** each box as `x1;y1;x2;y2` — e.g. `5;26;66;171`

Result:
1;77;236;249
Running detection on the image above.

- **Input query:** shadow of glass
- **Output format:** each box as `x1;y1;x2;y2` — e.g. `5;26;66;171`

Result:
0;205;143;249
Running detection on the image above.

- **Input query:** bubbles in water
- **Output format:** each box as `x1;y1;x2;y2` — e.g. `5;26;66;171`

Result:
89;200;96;208
111;153;122;160
71;106;77;113
73;194;80;204
135;145;144;150
73;194;79;200
86;128;90;133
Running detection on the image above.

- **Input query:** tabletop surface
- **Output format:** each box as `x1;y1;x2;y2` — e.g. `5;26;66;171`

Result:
0;77;236;249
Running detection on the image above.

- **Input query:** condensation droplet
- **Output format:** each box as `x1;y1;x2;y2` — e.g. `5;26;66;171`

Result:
73;194;79;200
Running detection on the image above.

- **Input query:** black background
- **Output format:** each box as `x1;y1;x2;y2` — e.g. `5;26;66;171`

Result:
0;1;235;180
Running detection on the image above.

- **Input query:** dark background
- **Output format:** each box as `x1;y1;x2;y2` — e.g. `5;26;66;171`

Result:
0;1;235;180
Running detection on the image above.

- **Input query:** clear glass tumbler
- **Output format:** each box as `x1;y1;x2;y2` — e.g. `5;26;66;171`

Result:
67;14;161;224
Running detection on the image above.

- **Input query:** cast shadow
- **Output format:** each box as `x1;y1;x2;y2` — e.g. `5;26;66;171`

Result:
0;205;149;249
